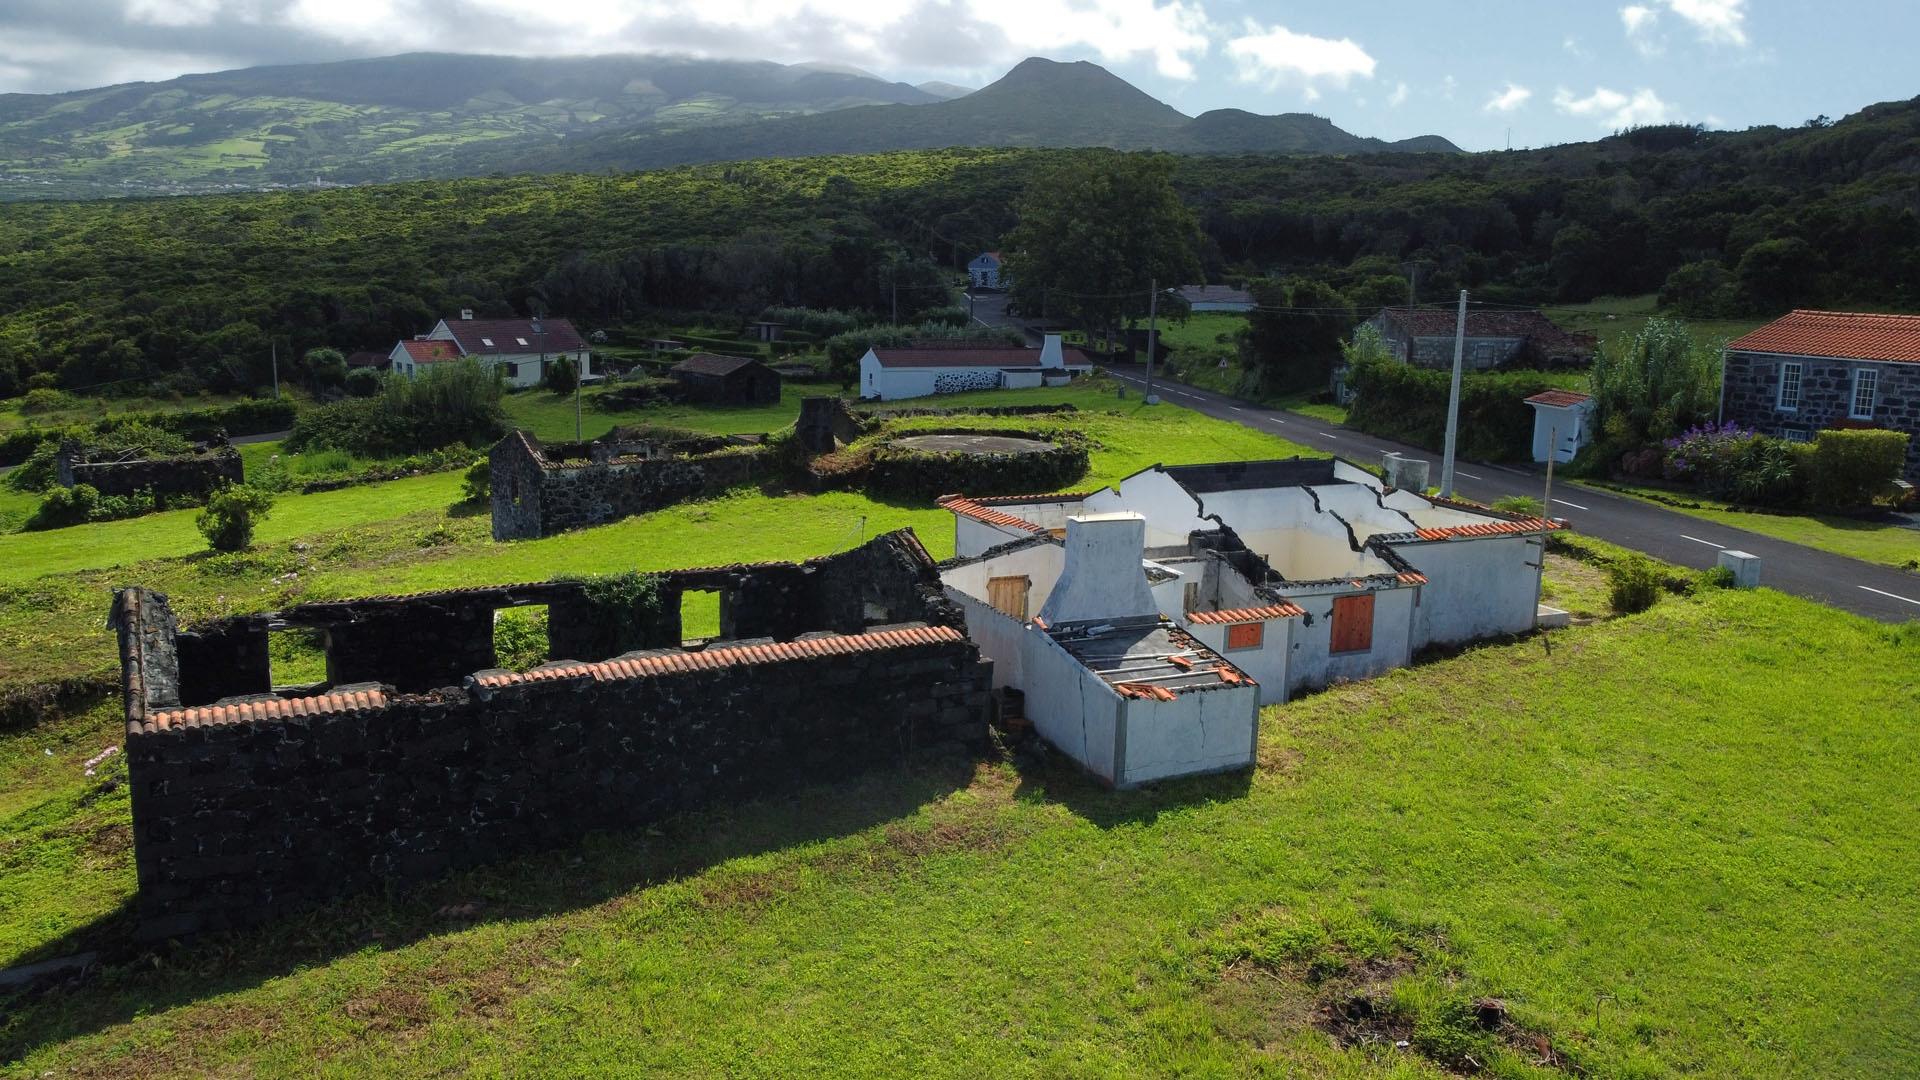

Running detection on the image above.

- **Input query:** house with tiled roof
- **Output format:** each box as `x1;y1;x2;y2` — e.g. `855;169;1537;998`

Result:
967;251;1006;290
396;310;594;389
1365;306;1596;370
1175;284;1254;312
858;333;1093;401
1719;310;1920;482
937;455;1559;755
668;353;781;404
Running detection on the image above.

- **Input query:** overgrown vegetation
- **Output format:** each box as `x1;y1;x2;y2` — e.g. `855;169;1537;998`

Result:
195;484;275;552
287;360;505;457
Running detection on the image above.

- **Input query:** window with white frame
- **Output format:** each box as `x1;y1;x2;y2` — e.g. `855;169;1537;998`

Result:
1850;368;1879;420
1780;428;1809;443
1775;362;1802;410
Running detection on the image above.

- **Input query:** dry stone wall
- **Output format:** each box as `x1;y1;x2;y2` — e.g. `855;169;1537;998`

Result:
56;439;243;498
109;533;990;938
490;430;771;540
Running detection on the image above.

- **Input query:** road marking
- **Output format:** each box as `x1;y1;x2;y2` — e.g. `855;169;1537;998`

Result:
1858;585;1920;607
1229;406;1244;412
1454;470;1483;480
1551;498;1589;511
1265;417;1288;426
1680;535;1725;549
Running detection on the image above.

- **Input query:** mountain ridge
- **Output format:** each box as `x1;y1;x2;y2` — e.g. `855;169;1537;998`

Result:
0;52;1461;199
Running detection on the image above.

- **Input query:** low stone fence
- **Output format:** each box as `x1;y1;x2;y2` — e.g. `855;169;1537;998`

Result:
56;437;243;498
490;429;772;540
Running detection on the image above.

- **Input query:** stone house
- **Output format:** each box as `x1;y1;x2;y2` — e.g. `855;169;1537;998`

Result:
1174;285;1254;313
669;353;782;404
1719;309;1920;483
937;457;1560;785
1364;307;1595;370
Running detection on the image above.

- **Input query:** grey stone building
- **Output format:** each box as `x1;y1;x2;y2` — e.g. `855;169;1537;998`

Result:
1364;307;1596;370
1719;310;1920;483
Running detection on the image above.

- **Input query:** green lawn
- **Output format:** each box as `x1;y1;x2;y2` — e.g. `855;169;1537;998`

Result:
0;390;301;435
502;382;821;442
1578;479;1920;572
4;585;1916;1076
1547;294;1766;356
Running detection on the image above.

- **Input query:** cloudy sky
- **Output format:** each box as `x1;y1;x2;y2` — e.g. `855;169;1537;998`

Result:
0;0;1911;150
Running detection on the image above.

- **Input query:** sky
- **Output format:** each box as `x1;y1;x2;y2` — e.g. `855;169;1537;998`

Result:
0;0;1913;150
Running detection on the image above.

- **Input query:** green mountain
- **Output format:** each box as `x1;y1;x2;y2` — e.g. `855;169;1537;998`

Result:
0;54;1460;200
0;52;943;199
541;57;1461;173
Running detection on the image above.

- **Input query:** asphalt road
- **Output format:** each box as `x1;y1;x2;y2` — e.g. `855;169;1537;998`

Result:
1094;361;1920;623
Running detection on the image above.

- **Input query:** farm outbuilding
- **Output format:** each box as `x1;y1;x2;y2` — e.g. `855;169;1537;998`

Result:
669;353;782;404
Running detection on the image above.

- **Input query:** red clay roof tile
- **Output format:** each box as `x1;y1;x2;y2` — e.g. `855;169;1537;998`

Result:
936;495;1051;535
1525;389;1592;407
1728;310;1920;364
1411;518;1561;541
1186;603;1306;624
469;625;965;690
149;688;390;731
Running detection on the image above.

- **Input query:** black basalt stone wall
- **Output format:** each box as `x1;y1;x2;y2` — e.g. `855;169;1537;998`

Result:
119;622;990;939
56;439;244;498
1722;351;1920;482
490;429;771;540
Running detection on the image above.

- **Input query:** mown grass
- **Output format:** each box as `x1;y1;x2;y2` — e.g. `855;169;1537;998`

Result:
1578;479;1920;572
500;382;824;442
3;586;1916;1076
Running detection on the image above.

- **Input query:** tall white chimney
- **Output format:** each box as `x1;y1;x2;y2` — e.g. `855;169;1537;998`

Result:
460;309;474;320
1038;513;1159;626
1039;333;1065;369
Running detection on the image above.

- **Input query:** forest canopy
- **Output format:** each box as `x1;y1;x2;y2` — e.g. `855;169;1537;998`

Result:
0;95;1915;400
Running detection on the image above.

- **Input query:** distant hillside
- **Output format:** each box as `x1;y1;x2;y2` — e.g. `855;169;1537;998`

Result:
0;52;943;199
0;54;1458;199
541;58;1461;173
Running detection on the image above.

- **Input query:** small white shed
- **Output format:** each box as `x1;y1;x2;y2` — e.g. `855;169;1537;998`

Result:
1525;390;1595;464
968;252;1004;290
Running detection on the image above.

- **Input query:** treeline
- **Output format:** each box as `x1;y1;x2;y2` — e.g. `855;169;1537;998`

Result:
1;97;1916;399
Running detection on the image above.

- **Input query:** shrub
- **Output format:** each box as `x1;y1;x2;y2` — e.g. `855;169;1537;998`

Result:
1798;428;1910;509
1699;565;1737;589
462;458;491;503
492;607;549;671
25;484;154;530
18;387;75;414
1607;557;1664;614
1345;357;1566;461
1590;318;1720;445
1662;422;1803;506
196;484;276;552
344;366;383;397
288;358;505;456
759;306;864;339
543;354;579;395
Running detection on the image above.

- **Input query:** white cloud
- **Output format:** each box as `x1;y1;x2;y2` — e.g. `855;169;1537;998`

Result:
1440;74;1457;100
124;0;227;27
1224;20;1374;95
1620;4;1663;57
1553;85;1677;129
1386;81;1408;107
1483;82;1530;113
1665;0;1748;46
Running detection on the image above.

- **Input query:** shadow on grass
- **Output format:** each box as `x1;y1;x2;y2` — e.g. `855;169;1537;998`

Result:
1006;738;1253;829
0;754;977;1063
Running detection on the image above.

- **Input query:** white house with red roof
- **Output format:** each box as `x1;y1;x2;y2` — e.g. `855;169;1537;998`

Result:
858;333;1092;401
396;311;593;389
1719;309;1920;483
936;456;1560;745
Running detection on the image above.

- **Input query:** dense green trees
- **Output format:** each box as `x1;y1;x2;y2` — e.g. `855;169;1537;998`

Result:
0;97;1915;403
1590;319;1722;445
1001;152;1202;348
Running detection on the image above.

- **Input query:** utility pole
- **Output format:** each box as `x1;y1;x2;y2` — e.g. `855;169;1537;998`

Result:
1143;278;1160;405
1439;289;1468;498
270;341;280;400
574;359;583;442
1406;264;1418;309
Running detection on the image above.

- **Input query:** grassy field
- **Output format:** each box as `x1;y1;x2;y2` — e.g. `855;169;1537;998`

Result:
4;582;1916;1076
0;390;299;435
1547;294;1766;356
501;382;827;442
1577;479;1920;572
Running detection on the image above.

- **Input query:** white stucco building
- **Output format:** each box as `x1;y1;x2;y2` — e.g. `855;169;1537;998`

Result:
1525;390;1595;464
936;457;1560;784
388;312;593;389
857;334;1093;401
967;251;1005;290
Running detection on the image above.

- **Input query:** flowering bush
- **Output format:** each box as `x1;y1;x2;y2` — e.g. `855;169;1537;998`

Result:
1662;423;1801;506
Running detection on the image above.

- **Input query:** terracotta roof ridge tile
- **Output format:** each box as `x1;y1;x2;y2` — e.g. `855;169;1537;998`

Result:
1186;604;1306;624
470;625;965;692
148;688;391;731
935;495;1049;534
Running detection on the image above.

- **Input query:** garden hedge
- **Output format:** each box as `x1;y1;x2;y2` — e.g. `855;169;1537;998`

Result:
1345;360;1565;462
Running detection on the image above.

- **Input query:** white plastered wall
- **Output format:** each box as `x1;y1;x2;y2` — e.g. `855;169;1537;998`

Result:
1118;684;1261;787
948;590;1123;782
1269;582;1417;694
1082;470;1211;548
1198;487;1393;581
1390;534;1544;648
940;542;1066;618
953;515;1034;558
1184;618;1293;707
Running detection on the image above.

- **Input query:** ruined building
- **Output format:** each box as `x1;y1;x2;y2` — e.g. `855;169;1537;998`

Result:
110;532;991;938
56;434;243;498
488;428;771;540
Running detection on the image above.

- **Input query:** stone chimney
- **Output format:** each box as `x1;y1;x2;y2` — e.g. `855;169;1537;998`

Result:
1037;513;1159;626
1039;333;1065;369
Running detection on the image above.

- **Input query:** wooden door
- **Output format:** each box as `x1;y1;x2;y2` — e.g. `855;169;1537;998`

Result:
987;575;1032;620
1330;593;1375;654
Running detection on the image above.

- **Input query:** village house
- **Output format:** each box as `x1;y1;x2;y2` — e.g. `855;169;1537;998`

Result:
968;251;1006;290
1364;307;1596;370
387;311;593;389
668;353;782;404
1175;284;1255;313
1718;309;1920;483
858;334;1093;401
936;457;1559;784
